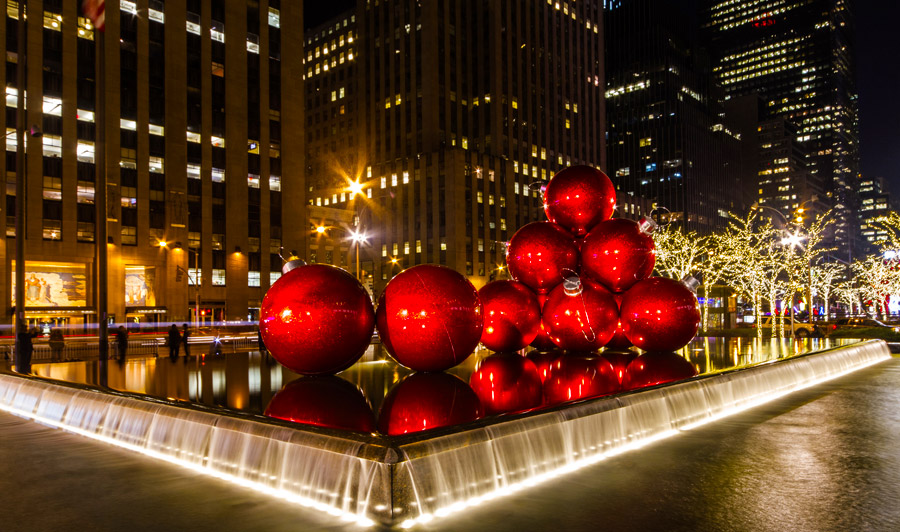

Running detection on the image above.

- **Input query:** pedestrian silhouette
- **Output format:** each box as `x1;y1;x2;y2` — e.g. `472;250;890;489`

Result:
116;325;128;362
49;328;65;361
181;324;191;357
168;324;181;360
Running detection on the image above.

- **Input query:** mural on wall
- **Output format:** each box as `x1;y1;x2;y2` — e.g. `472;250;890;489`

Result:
11;262;88;307
125;266;157;307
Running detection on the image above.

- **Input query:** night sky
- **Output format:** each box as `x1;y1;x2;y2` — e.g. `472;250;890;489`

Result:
304;1;900;197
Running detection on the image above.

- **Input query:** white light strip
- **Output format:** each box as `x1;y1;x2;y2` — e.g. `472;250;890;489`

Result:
0;401;375;528
397;353;888;529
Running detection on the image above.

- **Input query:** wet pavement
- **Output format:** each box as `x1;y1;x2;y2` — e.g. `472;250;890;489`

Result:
2;356;899;532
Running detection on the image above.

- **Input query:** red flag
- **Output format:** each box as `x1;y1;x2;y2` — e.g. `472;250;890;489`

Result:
82;0;105;31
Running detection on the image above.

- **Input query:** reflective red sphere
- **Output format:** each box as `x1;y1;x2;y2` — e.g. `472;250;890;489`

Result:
581;219;656;293
264;376;376;433
601;349;638;386
506;222;580;294
544;354;619;405
543;165;616;236
620;277;700;352
479;281;542;352
526;350;563;383
259;264;375;375
376;265;483;371
622;351;698;390
377;372;483;435
469;353;543;415
542;277;619;352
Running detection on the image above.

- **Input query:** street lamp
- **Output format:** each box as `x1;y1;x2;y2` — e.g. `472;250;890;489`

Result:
752;203;815;327
314;224;368;281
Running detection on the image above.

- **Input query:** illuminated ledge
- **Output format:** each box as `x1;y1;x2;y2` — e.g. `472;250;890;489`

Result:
0;340;891;528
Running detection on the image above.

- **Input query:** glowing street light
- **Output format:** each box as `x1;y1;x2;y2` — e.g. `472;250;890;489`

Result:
347;179;365;198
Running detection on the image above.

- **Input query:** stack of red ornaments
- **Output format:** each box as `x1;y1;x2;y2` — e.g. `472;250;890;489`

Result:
486;165;701;355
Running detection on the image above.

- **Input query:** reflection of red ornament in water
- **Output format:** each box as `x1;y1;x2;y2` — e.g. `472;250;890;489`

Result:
376;265;483;371
526;350;563;383
479;281;542;352
377;372;483;435
601;349;638;386
506;222;579;294
581;218;656;293
259;264;375;375
543;165;616;236
469;353;543;415
542;276;619;351
264;376;376;433
620;277;700;352
622;351;698;390
544;354;619;405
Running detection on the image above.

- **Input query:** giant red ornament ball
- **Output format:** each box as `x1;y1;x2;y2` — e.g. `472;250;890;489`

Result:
469;353;543;415
376;264;483;371
264;376;376;433
506;222;579;294
543;354;619;405
259;264;375;375
479;280;542;352
542;276;619;352
543;165;616;236
581;218;656;293
378;372;483;435
619;277;700;352
622;351;698;390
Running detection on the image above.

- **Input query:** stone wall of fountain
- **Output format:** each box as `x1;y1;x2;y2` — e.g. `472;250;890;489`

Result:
0;340;891;526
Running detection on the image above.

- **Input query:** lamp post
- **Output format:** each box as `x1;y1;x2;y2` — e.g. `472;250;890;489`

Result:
167;242;201;327
314;224;367;281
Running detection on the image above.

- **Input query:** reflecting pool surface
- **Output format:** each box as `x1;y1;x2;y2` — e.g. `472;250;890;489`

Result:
1;336;854;436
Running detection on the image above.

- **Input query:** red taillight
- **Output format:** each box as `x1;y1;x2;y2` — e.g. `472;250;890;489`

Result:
832;325;837;330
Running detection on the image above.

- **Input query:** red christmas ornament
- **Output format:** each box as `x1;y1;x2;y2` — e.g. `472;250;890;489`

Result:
526;349;563;383
622;351;698;390
376;264;483;371
479;281;542;352
259;264;375;375
264;376;376;433
543;165;616;236
377;372;483;435
605;294;632;349
544;354;619;405
581;218;656;293
542;276;619;352
506;222;579;294
620;277;700;352
469;352;543;415
601;349;638;386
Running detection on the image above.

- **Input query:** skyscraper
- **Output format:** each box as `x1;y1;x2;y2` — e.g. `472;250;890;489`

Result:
2;1;305;328
703;0;859;256
305;1;644;294
604;0;744;233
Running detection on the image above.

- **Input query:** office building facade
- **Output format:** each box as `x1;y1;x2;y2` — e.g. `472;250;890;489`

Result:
304;1;626;295
604;0;744;233
703;0;859;254
2;0;305;329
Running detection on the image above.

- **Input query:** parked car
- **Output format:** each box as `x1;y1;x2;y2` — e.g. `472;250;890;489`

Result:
753;316;821;337
828;317;900;334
